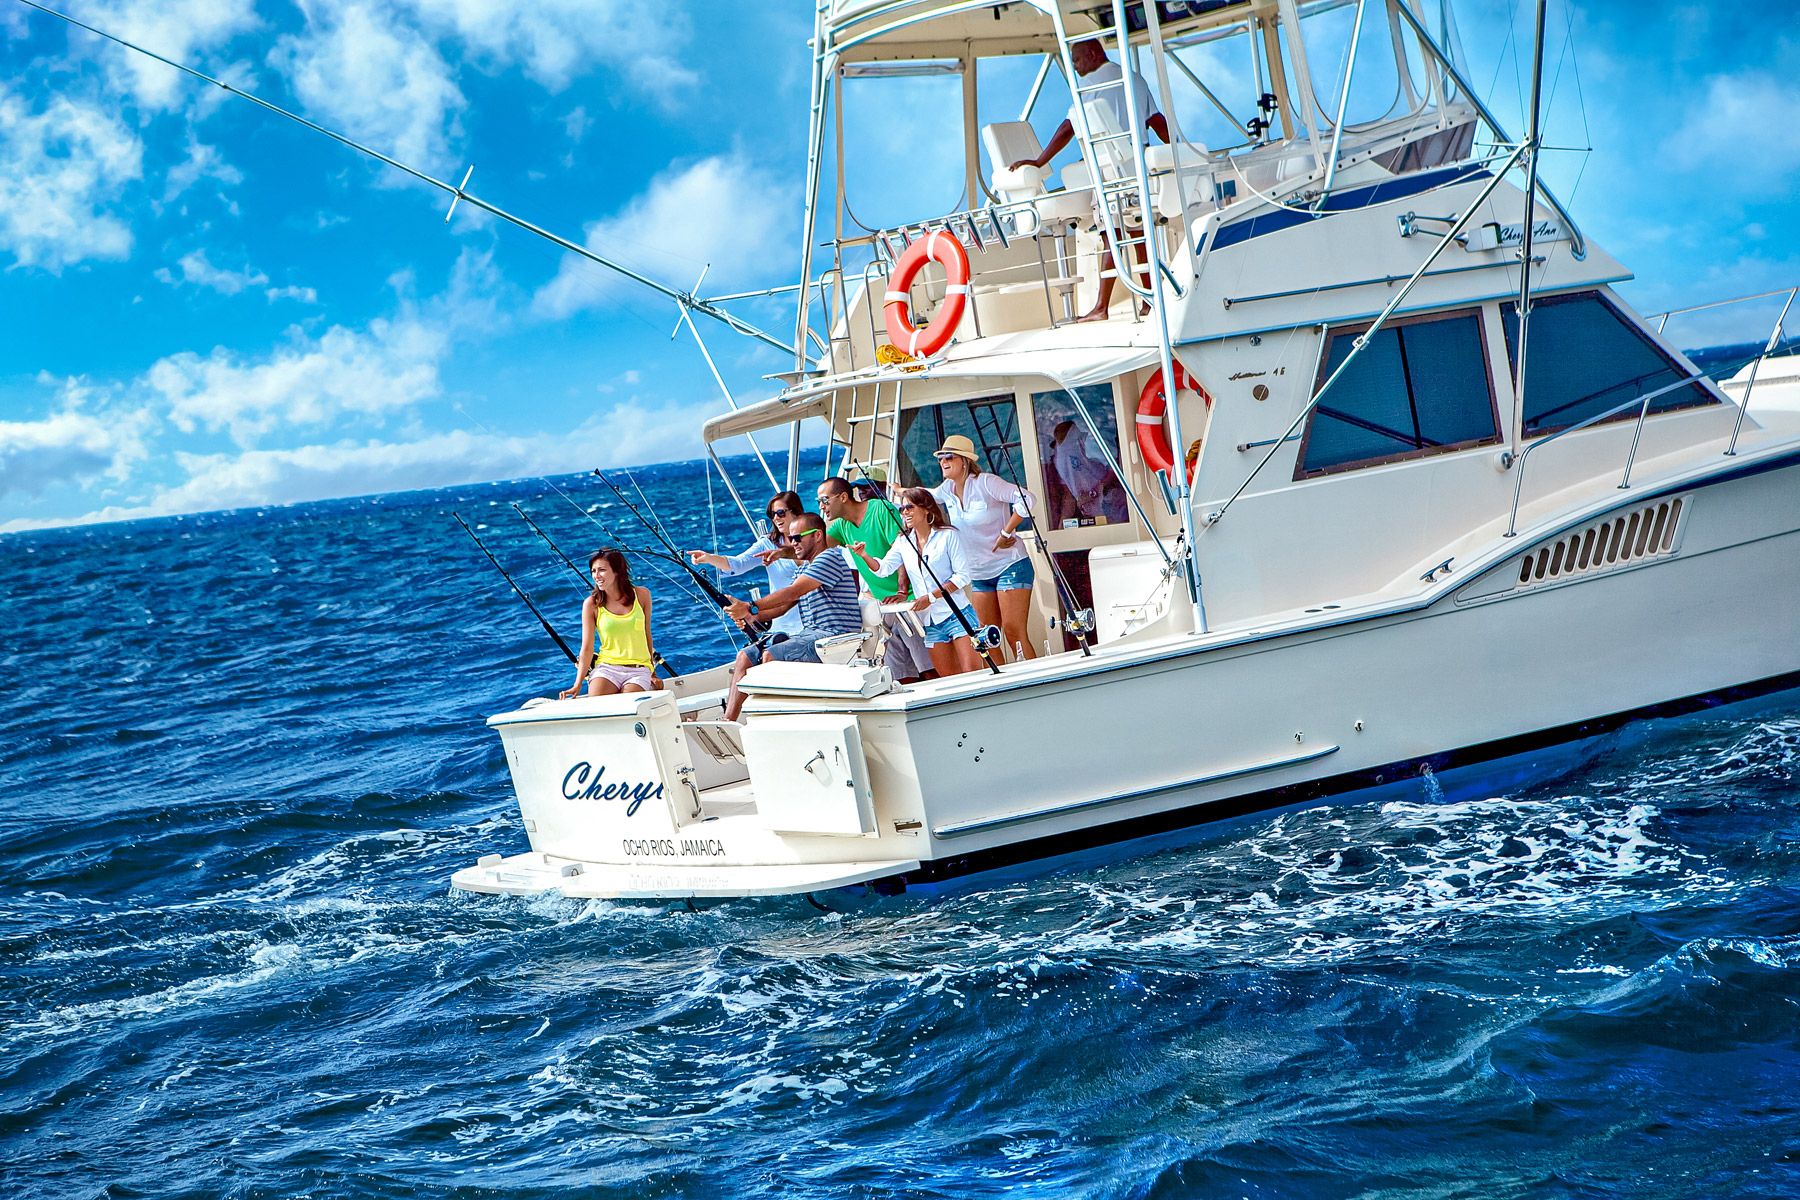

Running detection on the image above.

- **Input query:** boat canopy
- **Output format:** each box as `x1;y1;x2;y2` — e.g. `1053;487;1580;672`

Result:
824;0;1263;64
703;338;1162;443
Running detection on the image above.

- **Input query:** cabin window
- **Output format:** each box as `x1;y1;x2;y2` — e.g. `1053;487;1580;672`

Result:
1031;385;1130;528
1297;308;1501;477
897;393;1026;489
1502;291;1716;437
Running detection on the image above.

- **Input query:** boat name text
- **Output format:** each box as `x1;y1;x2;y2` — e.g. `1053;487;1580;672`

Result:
561;762;664;815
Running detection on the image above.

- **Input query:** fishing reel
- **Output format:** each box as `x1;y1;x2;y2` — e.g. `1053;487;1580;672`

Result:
1063;608;1096;637
972;624;1004;652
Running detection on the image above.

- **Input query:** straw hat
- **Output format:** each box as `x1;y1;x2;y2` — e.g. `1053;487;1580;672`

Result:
934;434;978;463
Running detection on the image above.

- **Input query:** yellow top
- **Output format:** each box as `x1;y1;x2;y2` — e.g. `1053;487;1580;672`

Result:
594;594;652;667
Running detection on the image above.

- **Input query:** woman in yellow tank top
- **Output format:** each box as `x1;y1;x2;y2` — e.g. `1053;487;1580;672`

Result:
560;547;659;698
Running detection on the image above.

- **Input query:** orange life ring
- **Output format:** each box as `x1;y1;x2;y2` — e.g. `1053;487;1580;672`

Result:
1136;362;1213;483
884;232;970;358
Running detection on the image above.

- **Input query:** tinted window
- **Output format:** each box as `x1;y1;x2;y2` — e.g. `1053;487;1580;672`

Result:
1031;385;1129;528
1503;292;1715;436
897;394;1025;488
1300;310;1499;476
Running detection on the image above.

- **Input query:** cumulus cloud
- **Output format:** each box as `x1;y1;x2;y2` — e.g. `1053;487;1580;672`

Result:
156;248;269;295
161;137;245;205
533;154;794;319
78;0;260;111
149;318;449;445
403;0;696;97
0;397;723;531
0;393;152;501
269;3;466;173
0;82;142;270
1667;71;1800;194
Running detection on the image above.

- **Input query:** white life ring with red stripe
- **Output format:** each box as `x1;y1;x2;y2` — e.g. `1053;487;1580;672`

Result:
884;232;970;359
1136;362;1213;483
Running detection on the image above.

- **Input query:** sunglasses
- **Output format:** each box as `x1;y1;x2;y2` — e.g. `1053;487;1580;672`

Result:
898;503;917;512
769;507;790;517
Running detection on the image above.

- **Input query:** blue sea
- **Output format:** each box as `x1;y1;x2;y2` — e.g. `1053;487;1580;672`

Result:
3;457;1798;1199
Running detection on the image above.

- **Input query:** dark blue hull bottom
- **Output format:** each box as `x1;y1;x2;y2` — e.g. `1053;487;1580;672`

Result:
883;671;1800;896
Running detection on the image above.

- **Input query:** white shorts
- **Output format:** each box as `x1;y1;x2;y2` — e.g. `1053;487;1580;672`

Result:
590;663;653;690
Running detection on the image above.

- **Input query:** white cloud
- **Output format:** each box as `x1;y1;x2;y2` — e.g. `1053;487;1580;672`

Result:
1666;72;1800;194
403;0;696;97
0;390;152;501
161;137;244;205
0;83;142;270
150;319;449;445
0;397;722;531
79;0;260;111
269;3;466;172
156;247;319;303
532;154;794;319
156;248;269;295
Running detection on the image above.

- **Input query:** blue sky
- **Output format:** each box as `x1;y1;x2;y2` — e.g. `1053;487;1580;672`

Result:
1;0;1795;532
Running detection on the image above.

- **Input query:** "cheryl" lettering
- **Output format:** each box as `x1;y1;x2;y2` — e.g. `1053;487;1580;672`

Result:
560;762;665;816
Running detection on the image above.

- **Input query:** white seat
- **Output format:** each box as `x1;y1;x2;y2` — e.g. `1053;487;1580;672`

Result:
1145;142;1216;221
983;121;1052;237
981;121;1044;187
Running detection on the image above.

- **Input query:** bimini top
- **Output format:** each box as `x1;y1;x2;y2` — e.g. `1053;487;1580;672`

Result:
703;332;1165;443
823;0;1257;63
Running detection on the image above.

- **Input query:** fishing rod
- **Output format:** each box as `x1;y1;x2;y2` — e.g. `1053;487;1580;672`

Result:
1014;489;1093;657
452;512;578;666
621;467;679;550
512;504;690;678
13;0;791;356
864;492;1002;677
593;470;781;650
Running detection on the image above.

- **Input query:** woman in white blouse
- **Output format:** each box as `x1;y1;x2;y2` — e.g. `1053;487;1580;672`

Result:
849;487;981;677
686;490;806;634
930;435;1038;660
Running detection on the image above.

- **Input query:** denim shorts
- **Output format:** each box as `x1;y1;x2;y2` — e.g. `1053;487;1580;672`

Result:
968;556;1034;594
921;604;977;646
765;630;828;663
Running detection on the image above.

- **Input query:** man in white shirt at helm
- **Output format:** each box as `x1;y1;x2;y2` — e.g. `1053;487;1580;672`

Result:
1009;38;1170;322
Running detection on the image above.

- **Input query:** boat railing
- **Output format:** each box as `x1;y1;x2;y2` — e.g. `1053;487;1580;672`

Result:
1505;284;1798;536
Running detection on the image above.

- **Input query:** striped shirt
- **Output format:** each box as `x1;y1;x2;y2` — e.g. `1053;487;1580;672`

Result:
796;547;863;636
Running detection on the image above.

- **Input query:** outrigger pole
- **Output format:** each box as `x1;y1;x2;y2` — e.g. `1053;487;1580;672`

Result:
14;0;791;357
451;512;579;666
511;503;689;678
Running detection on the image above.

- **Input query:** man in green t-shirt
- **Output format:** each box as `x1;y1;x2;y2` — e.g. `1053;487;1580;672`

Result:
816;476;932;679
820;477;902;598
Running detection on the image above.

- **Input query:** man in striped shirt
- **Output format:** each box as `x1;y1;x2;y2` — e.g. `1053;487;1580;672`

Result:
722;512;864;721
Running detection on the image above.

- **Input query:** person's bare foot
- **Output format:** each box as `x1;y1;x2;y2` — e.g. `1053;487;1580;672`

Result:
1076;307;1110;323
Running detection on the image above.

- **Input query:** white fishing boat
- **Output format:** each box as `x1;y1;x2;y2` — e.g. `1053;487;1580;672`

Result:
450;0;1800;900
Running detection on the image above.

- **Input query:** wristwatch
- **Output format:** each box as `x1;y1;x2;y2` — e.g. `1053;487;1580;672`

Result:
748;599;760;616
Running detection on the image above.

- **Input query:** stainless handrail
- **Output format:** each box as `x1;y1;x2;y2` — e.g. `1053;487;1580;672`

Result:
1645;286;1800;324
1725;286;1797;457
1506;367;1717;536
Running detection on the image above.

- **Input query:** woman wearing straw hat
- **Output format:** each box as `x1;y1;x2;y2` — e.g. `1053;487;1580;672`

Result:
929;434;1039;661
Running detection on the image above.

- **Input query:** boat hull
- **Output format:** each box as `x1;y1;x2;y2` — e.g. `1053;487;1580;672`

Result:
453;455;1800;900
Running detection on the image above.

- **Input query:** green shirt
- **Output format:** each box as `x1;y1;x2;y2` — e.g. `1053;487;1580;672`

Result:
828;502;904;600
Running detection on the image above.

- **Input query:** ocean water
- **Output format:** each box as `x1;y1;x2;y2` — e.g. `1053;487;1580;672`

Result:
3;458;1798;1199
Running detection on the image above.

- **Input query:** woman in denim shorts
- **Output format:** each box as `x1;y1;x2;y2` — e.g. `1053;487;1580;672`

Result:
849;488;982;677
930;435;1038;660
